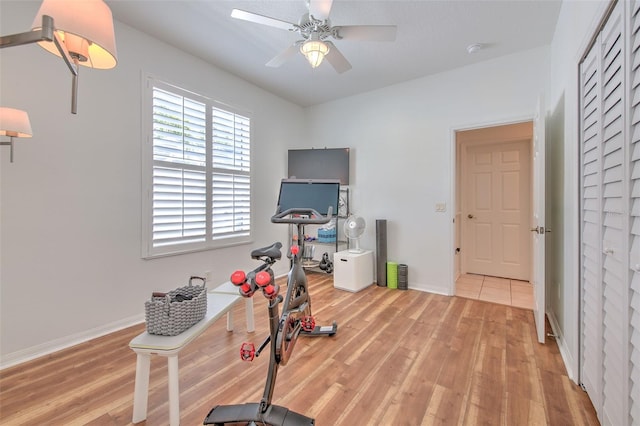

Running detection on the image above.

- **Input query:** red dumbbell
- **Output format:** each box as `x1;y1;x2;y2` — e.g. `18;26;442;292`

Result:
231;270;246;285
231;270;254;297
240;283;255;297
255;271;271;287
256;271;279;299
262;284;280;299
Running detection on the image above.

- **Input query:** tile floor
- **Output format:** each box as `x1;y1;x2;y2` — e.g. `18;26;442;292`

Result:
455;273;534;309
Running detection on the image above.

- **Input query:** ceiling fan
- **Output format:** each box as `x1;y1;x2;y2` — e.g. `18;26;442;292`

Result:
231;0;397;73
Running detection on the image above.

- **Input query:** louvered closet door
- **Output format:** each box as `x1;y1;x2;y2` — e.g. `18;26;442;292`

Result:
580;1;633;424
599;5;628;424
580;36;603;417
628;1;640;423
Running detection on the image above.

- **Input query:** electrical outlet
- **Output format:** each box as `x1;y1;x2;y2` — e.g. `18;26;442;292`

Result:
205;270;212;282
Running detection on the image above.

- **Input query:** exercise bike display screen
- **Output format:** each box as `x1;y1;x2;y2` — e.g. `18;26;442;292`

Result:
276;179;340;216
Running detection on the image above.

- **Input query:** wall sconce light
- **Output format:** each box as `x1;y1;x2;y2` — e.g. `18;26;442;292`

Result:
0;108;33;163
0;0;118;114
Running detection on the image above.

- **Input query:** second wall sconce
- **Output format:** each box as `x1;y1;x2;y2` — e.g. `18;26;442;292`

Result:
0;108;33;163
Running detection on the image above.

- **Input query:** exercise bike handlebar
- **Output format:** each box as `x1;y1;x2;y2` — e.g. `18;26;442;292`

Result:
271;206;333;225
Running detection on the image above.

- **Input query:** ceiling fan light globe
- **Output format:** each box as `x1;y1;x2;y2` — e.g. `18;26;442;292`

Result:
300;40;329;68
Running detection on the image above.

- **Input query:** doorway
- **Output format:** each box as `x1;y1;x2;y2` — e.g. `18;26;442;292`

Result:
454;121;534;307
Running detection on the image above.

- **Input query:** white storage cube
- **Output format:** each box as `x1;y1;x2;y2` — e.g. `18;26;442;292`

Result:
333;250;374;292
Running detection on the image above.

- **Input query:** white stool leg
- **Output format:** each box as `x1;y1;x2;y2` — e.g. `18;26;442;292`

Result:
226;310;234;331
167;355;180;426
245;297;255;332
132;353;151;423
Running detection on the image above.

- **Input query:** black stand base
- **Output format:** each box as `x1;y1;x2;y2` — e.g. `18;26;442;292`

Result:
301;321;338;337
204;403;314;426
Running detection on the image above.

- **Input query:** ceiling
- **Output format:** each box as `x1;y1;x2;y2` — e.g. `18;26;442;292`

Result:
106;0;562;107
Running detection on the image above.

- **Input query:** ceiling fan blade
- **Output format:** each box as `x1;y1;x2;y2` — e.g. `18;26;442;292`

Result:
231;9;297;32
325;42;352;74
335;25;397;42
308;0;333;21
266;43;300;68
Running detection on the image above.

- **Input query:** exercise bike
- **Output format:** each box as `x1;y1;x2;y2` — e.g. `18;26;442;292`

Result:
203;204;338;426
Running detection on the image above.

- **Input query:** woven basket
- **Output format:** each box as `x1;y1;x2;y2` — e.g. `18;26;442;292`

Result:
145;276;207;336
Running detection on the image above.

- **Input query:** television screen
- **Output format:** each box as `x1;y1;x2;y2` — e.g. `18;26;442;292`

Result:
276;179;340;216
287;148;350;185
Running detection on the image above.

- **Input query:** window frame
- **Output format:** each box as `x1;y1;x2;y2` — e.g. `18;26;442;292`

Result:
141;75;253;258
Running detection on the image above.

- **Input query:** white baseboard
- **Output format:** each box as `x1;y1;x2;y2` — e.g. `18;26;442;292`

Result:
547;309;577;382
0;314;144;370
409;284;450;296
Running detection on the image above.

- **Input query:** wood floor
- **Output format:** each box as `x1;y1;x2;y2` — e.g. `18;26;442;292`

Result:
0;274;598;425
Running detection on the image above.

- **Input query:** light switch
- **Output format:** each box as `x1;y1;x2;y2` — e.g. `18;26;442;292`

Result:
435;203;446;212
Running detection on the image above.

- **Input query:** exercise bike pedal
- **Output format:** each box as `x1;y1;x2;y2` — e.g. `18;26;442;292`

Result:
301;316;315;332
240;342;256;362
301;321;338;337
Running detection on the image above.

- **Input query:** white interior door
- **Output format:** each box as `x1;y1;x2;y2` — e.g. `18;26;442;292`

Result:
532;95;546;344
463;141;531;280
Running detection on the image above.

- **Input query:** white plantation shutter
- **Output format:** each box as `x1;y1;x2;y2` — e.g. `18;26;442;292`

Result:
212;107;250;171
152;167;207;246
153;88;207;166
143;80;252;257
211;108;251;239
212;174;250;237
152;88;207;248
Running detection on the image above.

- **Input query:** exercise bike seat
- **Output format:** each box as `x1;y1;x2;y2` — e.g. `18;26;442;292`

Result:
251;242;283;260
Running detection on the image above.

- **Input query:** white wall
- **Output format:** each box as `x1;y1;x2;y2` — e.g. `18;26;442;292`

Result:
304;46;550;295
0;1;304;367
545;0;609;381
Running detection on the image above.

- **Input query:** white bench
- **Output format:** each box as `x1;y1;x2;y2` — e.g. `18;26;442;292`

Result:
129;282;253;426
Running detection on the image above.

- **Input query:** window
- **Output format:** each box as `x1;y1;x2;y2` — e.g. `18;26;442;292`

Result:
142;78;251;257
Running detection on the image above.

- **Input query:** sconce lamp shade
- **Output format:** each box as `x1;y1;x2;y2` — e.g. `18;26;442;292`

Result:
31;0;117;69
300;40;329;68
0;108;33;138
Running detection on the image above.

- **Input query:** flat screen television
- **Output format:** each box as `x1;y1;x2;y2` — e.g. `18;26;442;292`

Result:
276;179;340;216
287;148;350;185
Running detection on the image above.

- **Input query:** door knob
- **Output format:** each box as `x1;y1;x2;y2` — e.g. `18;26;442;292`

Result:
530;226;539;233
467;214;474;219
